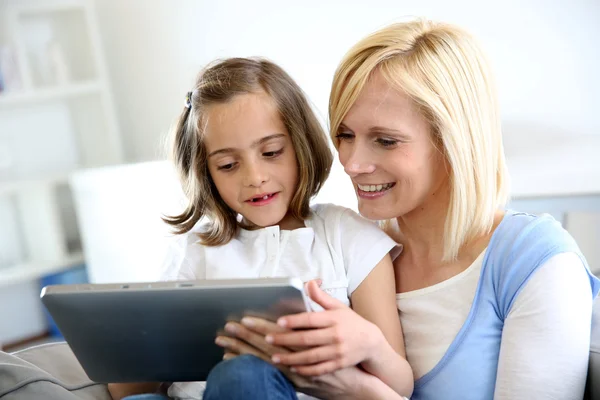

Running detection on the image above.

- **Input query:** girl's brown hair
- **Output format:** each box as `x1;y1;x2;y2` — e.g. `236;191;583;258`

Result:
164;57;333;246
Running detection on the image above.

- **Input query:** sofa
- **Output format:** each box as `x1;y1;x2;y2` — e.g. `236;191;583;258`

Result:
1;306;600;400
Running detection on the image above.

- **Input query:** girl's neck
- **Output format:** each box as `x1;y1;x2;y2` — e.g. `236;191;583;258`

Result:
278;213;306;230
241;212;305;231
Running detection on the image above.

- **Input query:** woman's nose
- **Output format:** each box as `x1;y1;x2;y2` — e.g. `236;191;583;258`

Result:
340;144;376;177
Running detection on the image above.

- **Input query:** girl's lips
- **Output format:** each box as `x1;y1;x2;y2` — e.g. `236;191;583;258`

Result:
246;192;279;206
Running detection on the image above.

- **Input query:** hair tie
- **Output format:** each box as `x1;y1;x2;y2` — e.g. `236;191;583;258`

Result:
184;91;193;109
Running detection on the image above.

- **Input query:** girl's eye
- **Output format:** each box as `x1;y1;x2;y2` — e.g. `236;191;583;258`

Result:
335;132;354;141
217;163;236;171
263;148;284;158
376;138;399;147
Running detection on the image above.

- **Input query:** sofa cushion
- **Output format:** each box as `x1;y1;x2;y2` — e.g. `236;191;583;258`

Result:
0;341;111;399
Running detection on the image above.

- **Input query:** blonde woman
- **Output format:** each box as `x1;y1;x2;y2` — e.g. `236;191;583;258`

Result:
214;19;600;399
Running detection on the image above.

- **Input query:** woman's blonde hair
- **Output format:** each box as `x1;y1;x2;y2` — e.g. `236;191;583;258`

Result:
165;57;333;246
330;19;509;261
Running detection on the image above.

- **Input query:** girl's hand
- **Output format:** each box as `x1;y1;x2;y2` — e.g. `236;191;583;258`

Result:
266;280;384;376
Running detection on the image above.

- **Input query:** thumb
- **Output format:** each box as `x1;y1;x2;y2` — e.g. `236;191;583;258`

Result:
306;280;348;310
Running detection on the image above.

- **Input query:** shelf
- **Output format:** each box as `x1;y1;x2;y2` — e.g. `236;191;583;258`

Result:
8;2;86;16
0;174;70;197
0;251;84;288
0;81;102;108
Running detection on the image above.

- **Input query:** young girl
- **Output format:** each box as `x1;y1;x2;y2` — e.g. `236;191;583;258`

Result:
108;57;413;400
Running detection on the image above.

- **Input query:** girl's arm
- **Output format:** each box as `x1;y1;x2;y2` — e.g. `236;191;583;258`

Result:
349;254;414;394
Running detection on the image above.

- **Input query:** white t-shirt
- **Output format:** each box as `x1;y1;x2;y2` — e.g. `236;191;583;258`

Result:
161;203;398;400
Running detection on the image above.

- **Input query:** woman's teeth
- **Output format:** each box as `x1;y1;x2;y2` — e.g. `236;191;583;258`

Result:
357;183;394;192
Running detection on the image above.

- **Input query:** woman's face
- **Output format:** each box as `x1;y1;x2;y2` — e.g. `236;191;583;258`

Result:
336;70;448;221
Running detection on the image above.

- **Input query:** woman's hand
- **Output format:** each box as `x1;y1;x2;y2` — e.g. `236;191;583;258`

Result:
267;280;384;375
216;317;316;389
215;317;398;400
217;280;384;376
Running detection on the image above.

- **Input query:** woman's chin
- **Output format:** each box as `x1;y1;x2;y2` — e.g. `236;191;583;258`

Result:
357;202;396;221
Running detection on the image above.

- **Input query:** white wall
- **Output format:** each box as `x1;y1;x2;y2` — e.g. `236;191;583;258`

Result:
3;0;599;346
92;0;600;207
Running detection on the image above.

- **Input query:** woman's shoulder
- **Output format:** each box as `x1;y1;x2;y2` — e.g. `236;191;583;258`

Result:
486;210;584;271
485;210;597;316
492;210;577;252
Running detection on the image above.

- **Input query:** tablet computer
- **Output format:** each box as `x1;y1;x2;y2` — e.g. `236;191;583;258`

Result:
40;277;309;383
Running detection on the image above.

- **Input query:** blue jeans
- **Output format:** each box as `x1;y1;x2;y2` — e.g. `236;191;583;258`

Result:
204;354;298;400
122;395;169;400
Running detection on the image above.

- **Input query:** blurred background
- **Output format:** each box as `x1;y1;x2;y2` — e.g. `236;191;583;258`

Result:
0;0;598;350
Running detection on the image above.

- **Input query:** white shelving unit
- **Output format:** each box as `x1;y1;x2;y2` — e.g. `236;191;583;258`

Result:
0;251;84;288
0;80;101;107
0;0;122;288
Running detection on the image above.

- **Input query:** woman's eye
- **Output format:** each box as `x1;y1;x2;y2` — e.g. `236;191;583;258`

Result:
376;138;398;147
335;132;354;141
263;149;284;158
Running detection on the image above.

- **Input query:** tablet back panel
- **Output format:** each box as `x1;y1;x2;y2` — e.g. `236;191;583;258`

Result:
40;278;307;382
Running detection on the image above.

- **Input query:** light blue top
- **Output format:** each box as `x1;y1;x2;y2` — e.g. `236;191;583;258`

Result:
411;210;600;400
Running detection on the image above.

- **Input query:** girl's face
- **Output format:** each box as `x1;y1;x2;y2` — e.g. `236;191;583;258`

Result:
204;91;300;229
337;70;448;221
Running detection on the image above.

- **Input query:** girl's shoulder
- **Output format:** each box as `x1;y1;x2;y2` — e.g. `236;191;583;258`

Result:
310;203;366;224
310;203;383;230
166;219;212;254
309;203;392;248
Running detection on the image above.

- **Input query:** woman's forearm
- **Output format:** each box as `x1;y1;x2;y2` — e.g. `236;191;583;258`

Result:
361;333;414;397
107;382;162;400
354;369;410;400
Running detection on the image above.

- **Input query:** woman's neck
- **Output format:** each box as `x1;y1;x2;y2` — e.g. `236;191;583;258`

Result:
392;178;449;262
394;193;502;278
395;197;448;269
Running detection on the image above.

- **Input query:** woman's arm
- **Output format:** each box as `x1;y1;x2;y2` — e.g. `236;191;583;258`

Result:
219;317;408;400
107;383;162;400
265;261;413;397
494;252;592;399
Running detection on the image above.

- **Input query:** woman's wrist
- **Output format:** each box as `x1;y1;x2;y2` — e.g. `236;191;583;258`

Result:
362;324;389;369
353;372;406;399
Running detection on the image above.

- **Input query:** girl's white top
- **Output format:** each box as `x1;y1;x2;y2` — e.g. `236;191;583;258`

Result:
161;203;398;400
